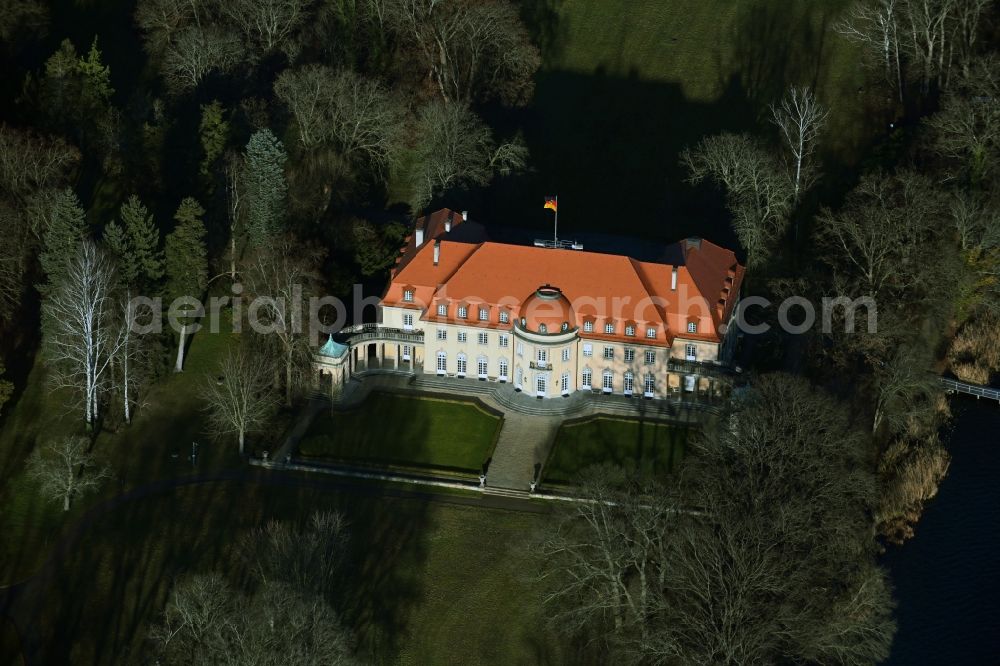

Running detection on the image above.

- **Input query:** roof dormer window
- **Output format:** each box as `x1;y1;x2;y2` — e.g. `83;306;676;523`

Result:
605;322;615;334
561;322;569;332
539;323;547;334
437;304;447;316
458;306;468;319
646;327;656;339
688;322;697;333
625;324;635;337
479;307;489;321
403;289;414;302
584;321;594;332
499;310;509;324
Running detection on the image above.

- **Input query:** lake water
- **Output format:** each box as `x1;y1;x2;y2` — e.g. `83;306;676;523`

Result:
883;398;1000;664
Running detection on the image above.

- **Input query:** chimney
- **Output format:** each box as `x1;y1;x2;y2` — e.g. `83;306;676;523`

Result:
433;240;440;266
462;210;468;222
444;213;452;233
415;223;425;247
671;266;678;291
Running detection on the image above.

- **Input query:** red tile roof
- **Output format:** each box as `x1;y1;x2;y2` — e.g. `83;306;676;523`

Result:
384;210;744;346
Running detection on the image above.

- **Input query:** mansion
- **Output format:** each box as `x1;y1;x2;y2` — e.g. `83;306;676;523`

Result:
320;209;745;401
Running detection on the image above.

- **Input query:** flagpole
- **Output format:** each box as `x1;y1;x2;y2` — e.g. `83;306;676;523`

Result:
554;196;558;244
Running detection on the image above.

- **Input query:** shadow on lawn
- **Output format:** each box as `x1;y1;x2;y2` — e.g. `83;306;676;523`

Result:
11;424;442;664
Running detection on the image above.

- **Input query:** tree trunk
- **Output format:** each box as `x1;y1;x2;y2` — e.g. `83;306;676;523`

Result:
239;429;245;456
285;347;293;408
63;491;70;512
175;323;187;372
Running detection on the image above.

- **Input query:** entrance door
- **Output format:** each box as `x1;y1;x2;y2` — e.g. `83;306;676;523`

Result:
536;375;547;397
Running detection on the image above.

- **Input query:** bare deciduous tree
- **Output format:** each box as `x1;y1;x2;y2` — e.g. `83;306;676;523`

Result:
770;85;829;202
410;101;527;208
274;66;405;176
222;0;311;59
837;0;905;100
384;0;539;105
43;241;124;428
161;25;243;94
237;510;347;597
243;236;324;407
816;170;944;298
26;436;111;511
681;133;793;268
151;574;357;665
201;346;278;455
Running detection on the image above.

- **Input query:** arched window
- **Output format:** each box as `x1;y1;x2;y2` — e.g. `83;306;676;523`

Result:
456;353;467;376
561;372;570;394
623;371;634;394
539;323;547;334
582;367;592;389
644;373;655;396
436;352;447;374
499;358;509;381
602;370;614;392
477;356;488;378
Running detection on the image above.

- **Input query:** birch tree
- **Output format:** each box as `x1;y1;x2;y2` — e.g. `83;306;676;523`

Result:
26;436;111;511
165;198;208;372
837;0;905;100
771;85;829;203
201;346;277;455
222;0;311;59
43;241;123;428
161;25;242;94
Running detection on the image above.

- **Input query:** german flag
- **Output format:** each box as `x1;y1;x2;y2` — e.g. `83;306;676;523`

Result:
543;196;558;212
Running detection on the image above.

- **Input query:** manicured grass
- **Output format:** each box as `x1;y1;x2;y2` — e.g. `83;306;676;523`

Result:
299;392;502;475
0;315;244;584
18;480;567;665
486;0;877;245
543;417;689;485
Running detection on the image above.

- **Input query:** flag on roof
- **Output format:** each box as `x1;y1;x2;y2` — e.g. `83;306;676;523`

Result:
543;196;558;212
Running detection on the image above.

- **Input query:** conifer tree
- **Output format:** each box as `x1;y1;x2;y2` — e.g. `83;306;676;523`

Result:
242;129;287;247
165;197;208;372
120;195;163;290
38;187;87;292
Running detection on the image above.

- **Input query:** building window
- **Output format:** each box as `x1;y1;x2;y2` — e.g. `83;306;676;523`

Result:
624;348;635;362
605;322;615;334
499;310;509;324
517;342;524;357
478;357;488;377
499;358;509;380
479;307;489;321
603;346;614;360
402;345;411;360
516;366;523;387
561;372;570;394
437;352;447;374
645;350;655;364
437;304;447;316
625;324;635;336
685;344;697;361
562;348;570;362
583;321;594;332
602;371;614;391
457;354;467;376
685;375;696;392
478;332;488;345
403;313;414;329
582;368;592;388
539;323;547;334
536;375;547;395
688;321;697;333
583;343;593;357
458;331;467;343
646;327;656;339
499;334;509;348
458;306;468;319
436;329;447;341
623;371;634;394
403;289;414;302
561;322;569;332
537;349;548;366
644;373;655;395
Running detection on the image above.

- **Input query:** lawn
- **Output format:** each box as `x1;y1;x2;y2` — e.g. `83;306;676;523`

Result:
0;313;245;584
298;392;502;475
485;0;877;246
11;479;571;665
543;416;689;485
